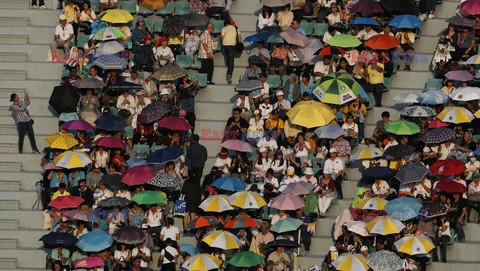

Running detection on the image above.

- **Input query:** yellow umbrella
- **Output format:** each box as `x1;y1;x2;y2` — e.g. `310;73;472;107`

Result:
249;236;260;254
286;100;335;128
228;191;267;209
44;132;78;150
53;150;92;169
331;253;369;271
394;235;435;255
474;109;480;117
356;197;388;210
437;106;474;124
202;230;241;250
182;254;222;271
199;195;233;213
365;216;405;235
350;147;384;161
99;9;134;24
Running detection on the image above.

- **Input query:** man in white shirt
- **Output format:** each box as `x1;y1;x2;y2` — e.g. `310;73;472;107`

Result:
323;26;340;44
257;135;279;155
313;56;335;81
145;205;164;247
51;14;74;53
323;148;344;199
116;89;136;115
213;148;232;175
159;238;178;271
280;166;300;186
356;25;378;41
159;217;180;242
132;242;151;268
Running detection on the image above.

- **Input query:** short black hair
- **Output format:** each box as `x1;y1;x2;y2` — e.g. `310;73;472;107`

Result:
192;134;200;142
10;93;16;102
381;111;390;118
59;183;66;189
233;107;242;113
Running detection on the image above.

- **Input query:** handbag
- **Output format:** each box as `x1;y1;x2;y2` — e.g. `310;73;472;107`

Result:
173;195;186;217
234;27;244;53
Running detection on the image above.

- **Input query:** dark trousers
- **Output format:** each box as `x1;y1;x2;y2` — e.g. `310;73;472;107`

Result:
200;58;214;82
17;119;38;153
365;83;384;107
161;262;176;271
72;22;79;45
334;175;343;198
32;0;45;5
190;167;204;184
454;220;465;241
301;230;312;251
434;235;449;262
169;44;183;58
223;45;236;77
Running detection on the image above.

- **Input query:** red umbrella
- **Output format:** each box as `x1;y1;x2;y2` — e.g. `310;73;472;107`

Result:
224;217;259;229
429;118;449;129
157;116;193;131
430;159;467;176
48;195;85;209
93;137;127;149
122;165;157;186
187;216;220;229
435;180;466;194
461;0;480;15
317;46;346;56
365;34;400;50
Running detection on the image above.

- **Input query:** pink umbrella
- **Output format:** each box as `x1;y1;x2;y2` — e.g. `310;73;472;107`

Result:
220;139;254;152
158;116;192;131
461;0;480;15
60;120;95;131
279;28;310;47
444;70;474;82
282;182;315;195
270;194;305;210
122;165;157;186
93;137;127;149
42;162;62;171
74;256;105;269
428;118;449;129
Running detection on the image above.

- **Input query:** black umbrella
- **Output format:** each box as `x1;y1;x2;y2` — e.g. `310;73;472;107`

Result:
267;239;301;248
257;26;282;42
380;0;419;14
49;86;80;114
162;15;185;38
113;226;145;244
352;0;385;14
106;81;143;96
39;232;77;247
248;55;265;66
419;200;449;218
102;174;125;191
140;101;170;124
422;127;455;144
72;78;105;89
97;197;130;208
360;166;393;185
235;80;263;92
395;162;429;185
383;144;416;159
181;13;209;27
95;115;127;132
147;172;180;191
446;15;476;28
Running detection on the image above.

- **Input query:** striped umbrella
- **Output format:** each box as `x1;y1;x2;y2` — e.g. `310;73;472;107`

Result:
384;120;420;135
250;236;260;254
182;254;222;271
53;151;92;169
466;54;480;64
152;65;187;81
187;216;220;229
417;90;449;105
94;54;128;70
199;195;233;212
394;235;435;255
422;127;454;144
450;86;480;101
224;217;259;229
350;147;384;161
356;197;388;210
313;73;364;105
437;107;474;124
92;27;125;41
332;253;369;271
314;124;345;139
228;191;267;209
400;106;437;117
202;230;241;250
365;216;405;235
45;132;78;150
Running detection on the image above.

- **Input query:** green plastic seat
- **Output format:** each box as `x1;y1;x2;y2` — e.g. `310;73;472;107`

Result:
153;18;164;33
192;56;202;69
133;144;149;157
176;55;192;69
90;1;100;13
77;34;90;49
383;77;390;91
61;69;70;79
197;73;207;88
120;1;137;14
313;23;329;37
210;19;225;35
213;37;222;52
281;75;289;87
266;75;281;89
143;17;153;30
300;22;313;36
173;1;190;15
155;2;174;16
123;126;134;139
138;5;154;16
425;78;443;90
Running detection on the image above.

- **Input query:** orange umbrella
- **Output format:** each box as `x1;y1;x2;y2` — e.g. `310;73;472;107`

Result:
141;0;167;10
365;34;400;50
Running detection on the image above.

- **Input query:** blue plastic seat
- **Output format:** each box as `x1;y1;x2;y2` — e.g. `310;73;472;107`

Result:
176;55;192;69
155;2;174;16
266;75;281;89
153;18;164;33
120;0;136;14
173;1;190;15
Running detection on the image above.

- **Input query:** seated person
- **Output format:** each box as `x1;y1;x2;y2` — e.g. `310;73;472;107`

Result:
371;179;391;198
51;14;73;54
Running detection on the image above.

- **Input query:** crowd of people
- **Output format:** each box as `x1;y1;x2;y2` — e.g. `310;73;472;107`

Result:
14;0;480;270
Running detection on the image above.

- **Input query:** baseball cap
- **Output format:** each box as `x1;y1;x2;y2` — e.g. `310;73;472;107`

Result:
287;166;295;175
473;173;480;179
263;93;270;99
361;246;368;252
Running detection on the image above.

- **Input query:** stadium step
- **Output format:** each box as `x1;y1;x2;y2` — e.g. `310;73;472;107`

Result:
0;115;59;135
0;229;44;248
0;162;21;172
390;70;433;89
0;238;17;249
0;9;59;26
0;52;27;62
0;210;43;229
0;181;20;191
0;200;19;210
0;70;26;80
435;1;461;19
0;62;63;80
0;16;28;27
0;25;55;44
0;191;37;209
421;18;448;36
0;0;29;9
0;220;19;230
0;34;28;44
0;258;17;269
0;171;43;189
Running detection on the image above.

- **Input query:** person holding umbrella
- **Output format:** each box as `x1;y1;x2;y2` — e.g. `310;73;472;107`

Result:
10;93;40;154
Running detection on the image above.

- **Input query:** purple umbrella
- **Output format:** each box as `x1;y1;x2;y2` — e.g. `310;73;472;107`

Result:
352;0;384;14
282;182;315;195
444;70;474;82
113;226;145;244
140;101;171;124
270;194;305;210
61;120;96;131
279;28;310;47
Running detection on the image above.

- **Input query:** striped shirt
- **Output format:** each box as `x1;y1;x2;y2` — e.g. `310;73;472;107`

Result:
12;100;31;123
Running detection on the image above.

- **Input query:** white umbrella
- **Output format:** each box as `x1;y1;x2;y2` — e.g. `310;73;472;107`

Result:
344;221;370;237
95;41;125;57
394;93;419;103
199;195;233;213
450;86;480;101
400;105;437;117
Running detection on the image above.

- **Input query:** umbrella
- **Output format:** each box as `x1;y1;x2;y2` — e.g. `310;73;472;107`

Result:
269;217;303;233
394;235;435;255
352;0;384;14
95;115;127;132
132;190;167;205
180;13;209;26
344;221;370;237
113;226;145;244
450;87;480;101
388;14;423;29
126;158;148;168
296;38;323;63
147;172;180;191
400;106;436;118
95;40;125;56
48;195;84;209
349;17;380;26
94;54;128;70
257;26;282;42
332;253;369;271
418;90;449;105
98;9;134;23
250;236;260;254
71;77;105;89
45;132;78;150
267;34;285;45
422;127;454;144
105;81;143;96
461;0;480;15
270;194;305;210
365;216;405;235
60;120;95;131
49;86;80;114
141;0;166;9
53;150;92;169
354;51;379;64
279;28;311;47
140;101;171;124
314;72;365;105
384;120;420;135
180;244;200;256
77;230;113;252
181;254;222;271
93;137;126;149
314;124;345;139
266;239;301;247
228;191;267;209
465;54;480;64
395;162;429;184
282;181;315;195
365;34;400;50
357;197;388;210
187;216;220;229
394;93;419;103
428;118;449;128
202;230;241;250
92;27;125;41
287;100;335;128
235;80;263;92
259;0;292;6
122;165;156;186
383;144;416;159
445;70;474;82
162;15;185;38
420;200;449;218
385;197;423;221
437;107;474;124
220;139;254;152
244;34;262;43
43;162;62;171
146;147;183;166
73;257;105;269
326;34;362;48
62;210;99;222
152;65;187;81
317;46;346;56
102;174;124;191
40;232;78;247
446;14;476;28
212;177;247;192
97;197;130;208
380;0;419;14
435;180;466;193
224;217;259;229
247;55;265;66
228;251;264;268
351;147;384;160
361;166;393;184
199;195;233;212
157;116;192;131
366;250;403;271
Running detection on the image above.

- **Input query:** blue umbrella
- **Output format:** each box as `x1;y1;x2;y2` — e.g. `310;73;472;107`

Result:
93;54;128;70
180;244;200;255
95;115;127;132
314;124;344;139
267;33;284;44
385;197;423;221
126;158;148;168
146;147;184;169
212;177;247;191
77;230;113;252
244;34;262;43
40;232;78;247
349;17;380;26
257;26;282;42
360;166;393;184
417;90;449;105
389;14;423;29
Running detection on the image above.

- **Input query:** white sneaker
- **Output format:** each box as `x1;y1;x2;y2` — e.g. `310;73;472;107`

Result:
32;4;38;8
428;14;434;19
40;5;47;9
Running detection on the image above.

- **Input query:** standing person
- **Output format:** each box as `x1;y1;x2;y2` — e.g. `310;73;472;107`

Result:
186;134;208;183
221;20;241;85
10;93;40;154
159;238;178;271
31;0;46;9
182;171;203;232
199;23;215;85
365;60;384;107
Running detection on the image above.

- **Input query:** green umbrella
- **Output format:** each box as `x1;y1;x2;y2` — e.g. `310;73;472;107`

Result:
132;191;167;205
313;72;362;105
93;27;125;41
326;34;362;48
228;251;264;267
384;120;421;135
269;217;304;233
